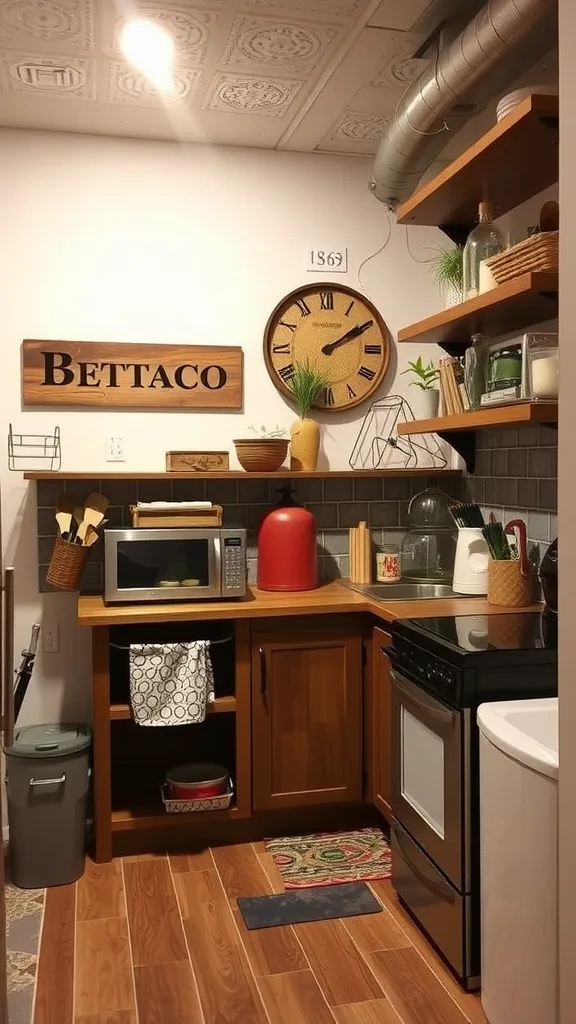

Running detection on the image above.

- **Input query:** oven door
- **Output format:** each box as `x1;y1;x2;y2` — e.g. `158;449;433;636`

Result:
391;667;463;891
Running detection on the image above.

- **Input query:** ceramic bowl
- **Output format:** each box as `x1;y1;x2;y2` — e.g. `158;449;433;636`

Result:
233;438;289;472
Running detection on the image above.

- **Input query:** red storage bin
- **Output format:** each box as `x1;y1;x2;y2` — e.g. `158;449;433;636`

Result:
257;489;318;592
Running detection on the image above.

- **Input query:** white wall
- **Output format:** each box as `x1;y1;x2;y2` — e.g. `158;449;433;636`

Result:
0;128;444;724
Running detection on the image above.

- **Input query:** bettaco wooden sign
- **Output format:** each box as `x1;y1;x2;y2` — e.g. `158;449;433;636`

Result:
22;341;243;410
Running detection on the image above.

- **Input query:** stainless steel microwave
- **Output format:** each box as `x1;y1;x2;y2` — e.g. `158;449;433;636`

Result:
104;528;247;604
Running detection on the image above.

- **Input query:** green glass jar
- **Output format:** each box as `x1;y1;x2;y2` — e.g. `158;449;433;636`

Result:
488;345;522;393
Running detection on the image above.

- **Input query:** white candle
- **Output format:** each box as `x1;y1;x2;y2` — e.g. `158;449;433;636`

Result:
531;354;559;398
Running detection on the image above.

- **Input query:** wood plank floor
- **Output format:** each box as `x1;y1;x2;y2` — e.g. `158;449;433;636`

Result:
33;842;487;1024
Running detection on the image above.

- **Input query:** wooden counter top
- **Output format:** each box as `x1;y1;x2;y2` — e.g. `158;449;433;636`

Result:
77;581;541;627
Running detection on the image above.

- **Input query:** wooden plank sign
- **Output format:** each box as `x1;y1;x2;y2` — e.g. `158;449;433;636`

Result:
22;341;243;409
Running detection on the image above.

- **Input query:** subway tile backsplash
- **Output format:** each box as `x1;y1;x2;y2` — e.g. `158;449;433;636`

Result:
34;474;454;594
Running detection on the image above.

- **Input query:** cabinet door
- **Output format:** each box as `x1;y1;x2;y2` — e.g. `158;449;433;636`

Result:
252;626;363;811
372;626;392;821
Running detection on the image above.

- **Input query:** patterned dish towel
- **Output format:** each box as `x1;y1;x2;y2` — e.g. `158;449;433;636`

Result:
129;641;214;726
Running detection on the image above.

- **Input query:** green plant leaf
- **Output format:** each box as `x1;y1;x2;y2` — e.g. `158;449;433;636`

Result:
288;361;328;418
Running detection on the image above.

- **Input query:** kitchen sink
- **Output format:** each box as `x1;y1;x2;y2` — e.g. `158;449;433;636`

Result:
342;581;472;601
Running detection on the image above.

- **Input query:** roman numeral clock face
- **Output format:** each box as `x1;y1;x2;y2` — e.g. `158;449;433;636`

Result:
263;284;390;411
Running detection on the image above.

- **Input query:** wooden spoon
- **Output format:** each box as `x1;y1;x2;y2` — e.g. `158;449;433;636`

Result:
76;493;109;544
55;494;75;539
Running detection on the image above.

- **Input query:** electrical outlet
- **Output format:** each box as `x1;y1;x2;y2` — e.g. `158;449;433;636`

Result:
106;436;125;462
43;623;59;653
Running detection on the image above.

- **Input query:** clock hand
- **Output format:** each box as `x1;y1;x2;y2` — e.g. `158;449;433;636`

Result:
321;320;374;356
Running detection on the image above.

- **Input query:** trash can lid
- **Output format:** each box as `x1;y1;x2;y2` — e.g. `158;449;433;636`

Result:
6;723;92;758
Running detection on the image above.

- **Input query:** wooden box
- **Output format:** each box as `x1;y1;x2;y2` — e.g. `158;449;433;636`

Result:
129;505;223;528
166;451;229;473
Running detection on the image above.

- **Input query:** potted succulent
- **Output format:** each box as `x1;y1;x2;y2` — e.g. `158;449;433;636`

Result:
233;426;288;472
401;356;440;418
430;244;464;307
288;362;327;472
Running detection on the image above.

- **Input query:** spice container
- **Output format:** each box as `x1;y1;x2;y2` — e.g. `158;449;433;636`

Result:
376;545;401;582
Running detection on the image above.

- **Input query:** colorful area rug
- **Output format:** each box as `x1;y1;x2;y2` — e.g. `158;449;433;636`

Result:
265;827;392;890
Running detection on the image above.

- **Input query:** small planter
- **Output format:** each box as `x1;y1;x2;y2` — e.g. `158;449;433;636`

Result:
420;389;440;419
290;418;320;472
234;438;288;473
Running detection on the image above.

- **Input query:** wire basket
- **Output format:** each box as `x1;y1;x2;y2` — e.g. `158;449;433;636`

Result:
486;232;558;285
487;559;534;608
46;535;89;590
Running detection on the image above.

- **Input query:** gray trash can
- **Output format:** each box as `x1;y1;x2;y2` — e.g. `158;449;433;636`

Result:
5;723;92;888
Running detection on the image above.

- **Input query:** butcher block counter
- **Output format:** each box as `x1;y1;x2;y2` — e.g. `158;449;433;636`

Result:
77;580;540;626
83;581;543;862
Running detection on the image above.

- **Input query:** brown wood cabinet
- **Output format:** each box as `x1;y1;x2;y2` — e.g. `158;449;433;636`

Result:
372;626;393;821
251;624;363;811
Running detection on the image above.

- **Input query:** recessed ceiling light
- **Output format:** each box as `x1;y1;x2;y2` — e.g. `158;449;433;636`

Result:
120;18;175;93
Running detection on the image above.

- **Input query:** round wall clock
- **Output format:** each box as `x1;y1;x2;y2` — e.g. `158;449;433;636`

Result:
263;282;390;411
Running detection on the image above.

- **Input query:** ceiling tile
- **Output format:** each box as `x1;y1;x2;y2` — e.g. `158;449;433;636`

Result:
326;108;390;142
238;0;365;21
0;0;95;51
0;50;95;98
109;5;219;66
106;61;201;105
202;71;303;116
219;16;339;75
368;0;435;31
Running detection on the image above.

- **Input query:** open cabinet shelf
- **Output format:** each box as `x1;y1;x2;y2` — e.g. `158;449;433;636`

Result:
396;93;559;231
111;803;240;831
397;402;558;436
397;272;558;350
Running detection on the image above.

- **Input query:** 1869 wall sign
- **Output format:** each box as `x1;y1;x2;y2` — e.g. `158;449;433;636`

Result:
22;341;243;409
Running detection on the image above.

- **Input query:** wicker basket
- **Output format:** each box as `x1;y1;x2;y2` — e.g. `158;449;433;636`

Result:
485;232;558;285
46;535;89;590
487;559;534;608
129;505;223;528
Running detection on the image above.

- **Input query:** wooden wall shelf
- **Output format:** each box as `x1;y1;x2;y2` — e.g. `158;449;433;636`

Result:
396;94;559;231
25;468;462;481
397;272;558;351
397;402;558;437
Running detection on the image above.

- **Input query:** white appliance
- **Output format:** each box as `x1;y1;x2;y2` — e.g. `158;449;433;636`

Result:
452;528;489;595
478;698;558;1024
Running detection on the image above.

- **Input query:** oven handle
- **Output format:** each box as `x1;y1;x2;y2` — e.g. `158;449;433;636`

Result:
394;825;455;903
391;668;455;726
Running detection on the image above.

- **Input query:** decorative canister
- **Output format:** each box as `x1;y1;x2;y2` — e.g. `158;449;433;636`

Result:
376;545;401;583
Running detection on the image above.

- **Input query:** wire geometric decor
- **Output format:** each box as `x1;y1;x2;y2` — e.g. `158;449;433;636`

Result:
349;395;446;471
8;424;61;472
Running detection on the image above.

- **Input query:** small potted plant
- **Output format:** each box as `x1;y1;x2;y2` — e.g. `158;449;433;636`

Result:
401;356;440;418
233;426;288;472
288;362;327;472
430;244;464;307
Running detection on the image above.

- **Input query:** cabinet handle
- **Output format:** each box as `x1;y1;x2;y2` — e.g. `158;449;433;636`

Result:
259;647;266;695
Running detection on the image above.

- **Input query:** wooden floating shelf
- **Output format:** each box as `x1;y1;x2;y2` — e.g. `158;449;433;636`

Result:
398;402;558;437
397;272;558;349
111;803;240;831
24;468;462;480
110;695;237;721
397;94;559;230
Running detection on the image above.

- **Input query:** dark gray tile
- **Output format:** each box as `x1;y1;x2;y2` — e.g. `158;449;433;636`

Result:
81;561;103;593
517;478;538;509
323;478;353;502
338;554;350;578
486;430;501;449
469;477;485;504
476;430;490;451
203;479;238;504
382;478;412;500
551;446;558;478
474;449;491;477
538;479;557;511
225;504;250;528
104;506;124;529
307;503;337;529
400;500;411;525
172;479;207;501
137;479;174;502
527;512;550;542
354;478;382;501
521;425;541;447
37;479;66;506
528;448;555;479
38;536;56;563
485;478;497;505
293;479;323;503
369;502;400;528
500;428;518;448
338;502;367;529
237;479;270;504
37;507;58;535
246;531;258;559
492;449;507;477
538;424;558;446
99;480;137;506
496;478;517;507
319;555;339;580
323;530;349;556
527;540;545;572
508;448;528;477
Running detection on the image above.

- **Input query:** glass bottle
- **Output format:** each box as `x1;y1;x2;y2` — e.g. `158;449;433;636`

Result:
464;333;486;410
463;201;505;300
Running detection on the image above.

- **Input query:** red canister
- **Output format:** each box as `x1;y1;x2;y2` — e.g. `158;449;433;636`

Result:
257;489;318;592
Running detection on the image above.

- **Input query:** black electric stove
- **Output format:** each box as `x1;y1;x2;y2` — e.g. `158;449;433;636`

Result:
390;612;557;709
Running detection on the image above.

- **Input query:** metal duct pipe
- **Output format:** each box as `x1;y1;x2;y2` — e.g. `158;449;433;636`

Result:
370;0;556;209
